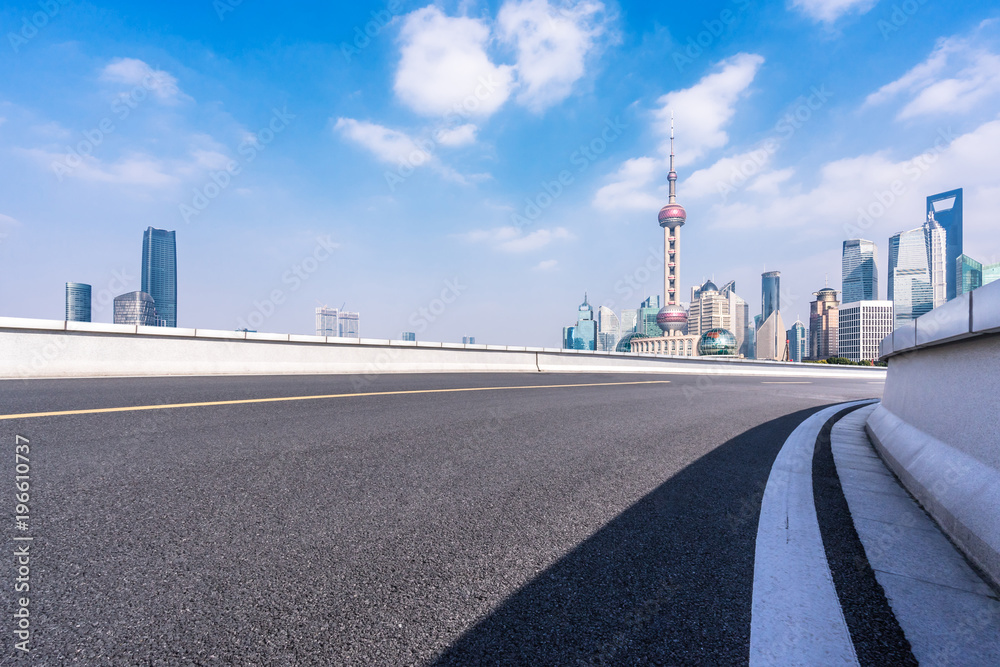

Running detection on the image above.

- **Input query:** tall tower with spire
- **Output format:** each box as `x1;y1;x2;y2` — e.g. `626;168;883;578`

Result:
656;113;689;335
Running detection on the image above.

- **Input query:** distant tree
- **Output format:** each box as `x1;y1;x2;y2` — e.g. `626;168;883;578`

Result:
826;356;855;365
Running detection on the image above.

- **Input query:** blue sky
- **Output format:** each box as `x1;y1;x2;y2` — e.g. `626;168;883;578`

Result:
1;0;999;345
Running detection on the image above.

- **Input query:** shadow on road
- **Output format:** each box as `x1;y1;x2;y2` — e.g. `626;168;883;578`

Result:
432;406;830;666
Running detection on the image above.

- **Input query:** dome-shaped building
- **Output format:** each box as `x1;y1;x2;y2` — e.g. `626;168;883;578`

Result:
697;328;738;356
616;332;650;353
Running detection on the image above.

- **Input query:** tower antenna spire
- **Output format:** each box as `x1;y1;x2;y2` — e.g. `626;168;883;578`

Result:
668;111;677;205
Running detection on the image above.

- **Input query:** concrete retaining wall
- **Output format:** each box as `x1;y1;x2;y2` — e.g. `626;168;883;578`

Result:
0;316;887;380
869;280;1000;587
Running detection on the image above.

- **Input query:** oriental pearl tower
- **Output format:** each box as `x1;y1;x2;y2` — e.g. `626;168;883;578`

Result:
656;114;688;335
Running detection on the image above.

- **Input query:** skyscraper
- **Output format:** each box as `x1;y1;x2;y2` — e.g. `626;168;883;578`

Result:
567;295;597;350
809;288;839;360
597;305;621;352
687;280;731;339
924;213;947;308
315;306;339;336
656;113;689;336
401;332;416;341
889;226;934;328
65;282;92;322
619;309;638;335
927;189;963;301
756;310;787;361
638;295;662;337
838;301;894;363
719;280;749;356
842;239;878;303
114;291;161;326
761;271;780;323
787;320;807;363
141;227;177;327
957;255;982;295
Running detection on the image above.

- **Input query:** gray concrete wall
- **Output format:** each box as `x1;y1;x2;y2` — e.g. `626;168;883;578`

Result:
870;279;1000;587
0;316;887;380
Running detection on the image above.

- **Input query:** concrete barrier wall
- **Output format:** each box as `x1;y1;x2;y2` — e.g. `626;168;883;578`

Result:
869;279;1000;587
0;316;887;380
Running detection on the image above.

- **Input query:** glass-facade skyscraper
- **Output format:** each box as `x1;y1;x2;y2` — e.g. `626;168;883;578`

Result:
141;227;177;327
113;291;161;326
889;227;933;328
957;255;983;296
761;271;780;323
65;282;92;322
563;295;596;350
842;239;878;303
927;189;962;301
786;320;807;363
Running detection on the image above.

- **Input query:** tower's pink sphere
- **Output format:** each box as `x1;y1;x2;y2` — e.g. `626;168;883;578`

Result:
657;305;687;333
658;204;687;228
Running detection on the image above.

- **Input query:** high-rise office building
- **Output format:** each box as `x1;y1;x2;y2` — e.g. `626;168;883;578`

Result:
842;239;878;303
619;309;638;335
924;213;947;308
761;271;780;323
315;306;340;336
563;295;596;350
688;280;731;339
113;291;161;326
597;306;621;352
838;301;894;363
401;332;416;342
889;225;934;328
927;189;963;301
463;336;476;345
141;227;177;327
65;282;92;322
719;280;749;357
787;320;807;363
338;311;360;338
638;295;662;337
756;310;787;361
809;288;839;360
956;255;1000;295
957;255;983;296
744;323;757;360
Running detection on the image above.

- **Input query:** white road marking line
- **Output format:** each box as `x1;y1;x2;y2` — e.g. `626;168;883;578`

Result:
749;399;876;667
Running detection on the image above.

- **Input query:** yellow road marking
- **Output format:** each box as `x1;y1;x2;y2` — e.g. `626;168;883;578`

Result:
0;380;672;421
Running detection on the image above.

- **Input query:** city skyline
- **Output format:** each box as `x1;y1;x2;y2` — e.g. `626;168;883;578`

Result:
1;2;999;346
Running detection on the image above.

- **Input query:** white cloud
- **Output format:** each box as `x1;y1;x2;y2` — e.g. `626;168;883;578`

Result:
865;27;1000;120
436;123;479;147
17;148;178;186
593;54;764;212
394;7;515;118
100;58;184;102
334;118;431;166
654;53;764;167
788;0;878;24
696;117;1000;269
498;0;608;112
593;157;663;212
460;226;573;252
0;213;20;227
684;148;775;200
533;259;559;271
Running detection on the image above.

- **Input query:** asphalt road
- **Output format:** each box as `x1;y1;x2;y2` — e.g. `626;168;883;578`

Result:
0;372;883;664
